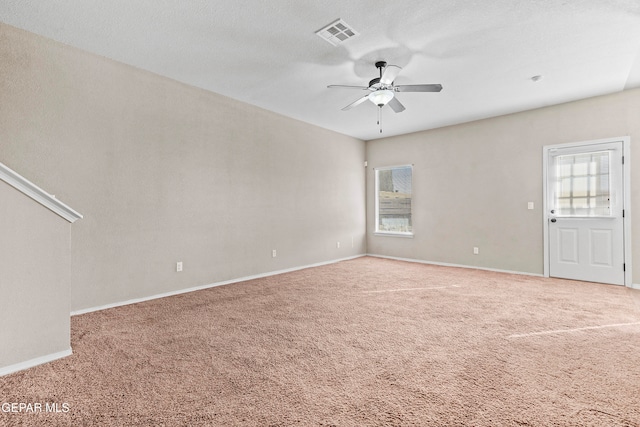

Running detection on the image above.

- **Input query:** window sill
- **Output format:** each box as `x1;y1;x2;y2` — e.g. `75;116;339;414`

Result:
374;232;414;238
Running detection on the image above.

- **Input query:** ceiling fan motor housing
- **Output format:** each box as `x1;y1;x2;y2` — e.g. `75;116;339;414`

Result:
375;61;387;70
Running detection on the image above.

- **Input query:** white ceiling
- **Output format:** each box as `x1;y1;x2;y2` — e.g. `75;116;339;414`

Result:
3;0;640;140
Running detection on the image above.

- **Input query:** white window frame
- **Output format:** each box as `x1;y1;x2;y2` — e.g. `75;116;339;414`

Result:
374;165;414;238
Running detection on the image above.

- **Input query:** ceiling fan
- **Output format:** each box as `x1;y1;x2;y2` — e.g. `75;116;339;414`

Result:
328;61;443;132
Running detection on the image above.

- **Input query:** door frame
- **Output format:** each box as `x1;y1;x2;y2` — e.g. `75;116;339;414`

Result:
542;136;632;286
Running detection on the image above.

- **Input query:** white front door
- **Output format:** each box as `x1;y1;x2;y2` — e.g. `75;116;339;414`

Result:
547;141;625;285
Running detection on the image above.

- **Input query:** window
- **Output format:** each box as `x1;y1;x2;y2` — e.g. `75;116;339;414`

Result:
554;151;611;216
375;165;413;235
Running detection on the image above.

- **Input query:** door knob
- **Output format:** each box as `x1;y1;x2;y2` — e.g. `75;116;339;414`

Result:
550;218;557;223
550;209;555;214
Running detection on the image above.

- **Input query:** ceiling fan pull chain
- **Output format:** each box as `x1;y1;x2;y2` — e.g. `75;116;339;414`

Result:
378;106;383;133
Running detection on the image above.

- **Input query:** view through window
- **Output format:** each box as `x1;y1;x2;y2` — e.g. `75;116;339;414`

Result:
375;165;412;234
555;151;611;216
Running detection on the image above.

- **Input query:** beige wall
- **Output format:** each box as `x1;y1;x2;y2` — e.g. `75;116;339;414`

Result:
0;181;71;369
367;88;640;280
0;23;366;312
3;18;639;330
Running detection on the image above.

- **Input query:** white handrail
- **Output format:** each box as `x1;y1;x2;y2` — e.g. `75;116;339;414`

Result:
0;161;83;223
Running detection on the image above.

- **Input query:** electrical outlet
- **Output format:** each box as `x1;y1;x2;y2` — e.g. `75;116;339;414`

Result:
337;241;340;248
528;202;534;210
176;261;183;272
272;249;277;258
473;247;479;255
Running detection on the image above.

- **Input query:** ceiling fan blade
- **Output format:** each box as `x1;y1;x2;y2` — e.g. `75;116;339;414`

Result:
341;94;370;111
328;84;370;90
395;84;443;92
380;65;402;85
388;97;406;113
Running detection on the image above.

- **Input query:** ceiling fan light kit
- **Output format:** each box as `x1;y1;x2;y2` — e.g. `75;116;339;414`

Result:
328;60;443;133
368;89;394;106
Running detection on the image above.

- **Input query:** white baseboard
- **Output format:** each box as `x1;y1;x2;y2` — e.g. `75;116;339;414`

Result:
368;254;640;289
71;254;367;316
0;348;72;377
366;253;544;277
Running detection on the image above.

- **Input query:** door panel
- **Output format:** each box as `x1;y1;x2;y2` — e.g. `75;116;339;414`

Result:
547;141;624;285
558;228;578;263
590;229;612;267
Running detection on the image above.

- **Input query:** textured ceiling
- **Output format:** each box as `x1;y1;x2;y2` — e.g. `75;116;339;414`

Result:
2;0;640;140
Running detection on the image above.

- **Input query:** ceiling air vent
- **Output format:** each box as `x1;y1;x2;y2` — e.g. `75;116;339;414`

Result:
315;19;359;46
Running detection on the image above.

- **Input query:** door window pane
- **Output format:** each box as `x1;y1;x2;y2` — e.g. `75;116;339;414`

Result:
555;151;610;216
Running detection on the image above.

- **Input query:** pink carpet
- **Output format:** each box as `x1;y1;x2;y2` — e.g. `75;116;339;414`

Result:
2;256;640;426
